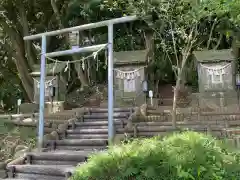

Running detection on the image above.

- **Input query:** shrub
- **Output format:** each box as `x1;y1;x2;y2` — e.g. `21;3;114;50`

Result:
72;132;240;180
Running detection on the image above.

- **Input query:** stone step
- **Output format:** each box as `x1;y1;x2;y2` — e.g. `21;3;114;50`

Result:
6;164;74;177
45;139;108;147
135;126;176;132
88;112;130;116
66;128;109;134
8;173;66;180
53;146;107;151
134;125;225;132
25;151;91;164
90;113;130;116
136;121;227;127
127;131;178;137
71;125;125;130
87;107;134;113
66;128;126;134
0;179;32;180
29;160;79;166
74;120;126;127
79;117;127;122
83;114;128;119
126;130;222;138
74;125;109;129
65;134;108;139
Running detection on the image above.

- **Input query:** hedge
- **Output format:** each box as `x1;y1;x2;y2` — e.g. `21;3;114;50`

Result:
72;132;240;180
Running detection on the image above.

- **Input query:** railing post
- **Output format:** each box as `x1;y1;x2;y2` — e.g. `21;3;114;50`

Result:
38;35;47;151
108;23;114;144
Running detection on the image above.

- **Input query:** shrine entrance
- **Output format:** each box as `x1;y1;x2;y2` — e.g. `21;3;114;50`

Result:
23;16;138;150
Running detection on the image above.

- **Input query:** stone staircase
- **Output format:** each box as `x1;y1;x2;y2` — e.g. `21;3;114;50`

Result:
2;107;133;180
128;114;240;140
4;106;240;179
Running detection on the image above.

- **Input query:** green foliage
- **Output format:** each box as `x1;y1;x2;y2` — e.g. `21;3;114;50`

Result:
126;0;240;87
0;119;36;161
72;132;240;180
1;0;240;105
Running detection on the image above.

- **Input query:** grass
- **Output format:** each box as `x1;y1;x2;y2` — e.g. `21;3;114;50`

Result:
72;132;240;180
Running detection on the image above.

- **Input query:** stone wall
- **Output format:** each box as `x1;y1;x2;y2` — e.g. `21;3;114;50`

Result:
123;104;240;147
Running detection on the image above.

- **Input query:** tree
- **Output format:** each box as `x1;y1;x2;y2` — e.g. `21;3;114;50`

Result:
128;0;240;127
0;0;147;107
2;0;238;113
0;0;55;101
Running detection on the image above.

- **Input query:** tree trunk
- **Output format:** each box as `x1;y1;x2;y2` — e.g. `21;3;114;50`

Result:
172;52;189;128
155;80;159;97
84;59;88;83
170;25;195;128
18;3;36;69
14;42;34;102
172;77;181;128
1;40;32;102
87;58;91;84
19;81;31;102
144;31;154;63
73;61;89;87
0;21;34;101
91;57;97;84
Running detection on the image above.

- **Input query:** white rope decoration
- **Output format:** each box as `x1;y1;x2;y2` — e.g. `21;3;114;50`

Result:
43;44;107;64
33;77;56;88
33;45;107;98
114;67;145;80
40;44;107;74
200;63;231;71
200;63;231;76
199;63;232;85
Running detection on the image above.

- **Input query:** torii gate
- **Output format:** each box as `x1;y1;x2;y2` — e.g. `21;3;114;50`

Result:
23;16;138;150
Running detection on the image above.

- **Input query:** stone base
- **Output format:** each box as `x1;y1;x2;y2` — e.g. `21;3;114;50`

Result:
19;103;38;114
115;94;146;107
45;101;64;114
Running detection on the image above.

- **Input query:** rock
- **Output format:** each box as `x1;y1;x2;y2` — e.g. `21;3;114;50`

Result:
0;162;5;169
15;117;21;122
14;145;30;159
140;104;147;116
113;134;125;145
50;131;59;140
14;148;29;159
125;122;132;131
22;118;35;123
4;159;12;164
14;145;28;152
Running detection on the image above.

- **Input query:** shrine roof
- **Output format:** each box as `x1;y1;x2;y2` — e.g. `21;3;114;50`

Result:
113;50;148;65
193;49;235;63
30;63;66;76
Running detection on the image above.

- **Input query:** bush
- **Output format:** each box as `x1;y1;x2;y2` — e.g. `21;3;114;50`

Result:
72;132;240;180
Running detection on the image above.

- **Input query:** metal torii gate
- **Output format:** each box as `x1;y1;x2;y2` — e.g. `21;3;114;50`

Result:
23;15;138;150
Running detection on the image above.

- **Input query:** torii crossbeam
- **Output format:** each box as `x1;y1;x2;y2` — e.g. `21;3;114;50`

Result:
23;15;138;151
